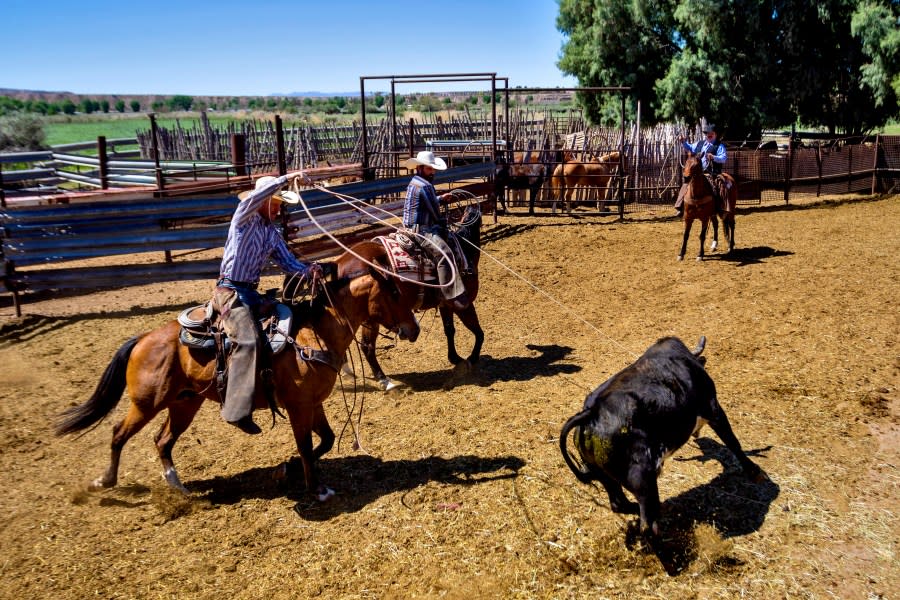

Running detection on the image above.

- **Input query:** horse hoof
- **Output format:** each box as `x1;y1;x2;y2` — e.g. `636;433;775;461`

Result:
162;467;189;493
695;256;703;262
341;362;355;376
381;377;402;392
710;241;718;251
88;478;112;491
316;486;336;502
677;255;684;261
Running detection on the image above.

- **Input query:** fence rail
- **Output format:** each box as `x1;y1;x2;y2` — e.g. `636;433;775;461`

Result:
0;162;495;316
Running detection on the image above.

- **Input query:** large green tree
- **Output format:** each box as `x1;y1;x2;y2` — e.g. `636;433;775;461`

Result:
557;0;900;137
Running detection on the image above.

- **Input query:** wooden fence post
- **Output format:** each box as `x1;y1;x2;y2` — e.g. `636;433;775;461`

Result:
97;136;109;190
231;134;247;177
871;134;881;195
275;115;287;176
784;142;792;205
149;114;165;191
847;144;853;193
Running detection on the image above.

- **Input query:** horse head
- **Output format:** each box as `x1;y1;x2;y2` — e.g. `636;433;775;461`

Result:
683;155;703;182
334;241;420;342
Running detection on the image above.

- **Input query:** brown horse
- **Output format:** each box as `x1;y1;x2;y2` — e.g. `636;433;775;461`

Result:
358;204;483;390
550;151;621;213
678;156;719;261
494;150;548;215
55;241;420;501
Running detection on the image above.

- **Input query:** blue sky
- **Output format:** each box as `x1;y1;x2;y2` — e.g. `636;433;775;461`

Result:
4;0;576;96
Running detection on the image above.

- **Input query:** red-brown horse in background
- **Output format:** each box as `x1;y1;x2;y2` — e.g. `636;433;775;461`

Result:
678;156;718;261
358;204;483;391
55;242;420;501
550;151;621;213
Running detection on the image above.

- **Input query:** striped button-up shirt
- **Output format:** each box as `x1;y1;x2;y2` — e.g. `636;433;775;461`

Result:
219;175;311;284
402;175;441;228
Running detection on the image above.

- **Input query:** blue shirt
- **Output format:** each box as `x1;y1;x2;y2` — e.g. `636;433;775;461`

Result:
682;137;727;172
402;175;441;228
219;175;312;284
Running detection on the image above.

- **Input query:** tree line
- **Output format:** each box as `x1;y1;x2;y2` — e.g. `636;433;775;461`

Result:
0;91;540;120
556;0;899;138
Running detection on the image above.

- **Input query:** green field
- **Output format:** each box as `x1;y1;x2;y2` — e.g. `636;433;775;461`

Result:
42;115;248;146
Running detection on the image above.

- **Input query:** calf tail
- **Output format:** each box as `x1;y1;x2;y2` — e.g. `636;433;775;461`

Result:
55;336;140;435
559;410;594;483
692;335;707;356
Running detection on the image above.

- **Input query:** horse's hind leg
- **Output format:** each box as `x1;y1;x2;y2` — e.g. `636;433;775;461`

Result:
312;403;334;461
154;393;205;492
454;304;484;364
727;218;736;252
710;214;719;252
93;398;162;490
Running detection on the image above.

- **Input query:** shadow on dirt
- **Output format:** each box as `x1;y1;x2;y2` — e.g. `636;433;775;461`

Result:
712;246;794;266
624;437;779;576
189;453;526;519
385;343;582;391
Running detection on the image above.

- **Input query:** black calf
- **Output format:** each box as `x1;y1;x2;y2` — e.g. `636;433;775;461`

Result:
560;336;764;535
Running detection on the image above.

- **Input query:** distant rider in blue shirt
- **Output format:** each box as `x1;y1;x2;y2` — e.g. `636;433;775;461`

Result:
675;123;727;215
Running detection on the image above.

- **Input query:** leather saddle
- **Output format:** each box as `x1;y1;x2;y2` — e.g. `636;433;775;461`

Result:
177;301;293;355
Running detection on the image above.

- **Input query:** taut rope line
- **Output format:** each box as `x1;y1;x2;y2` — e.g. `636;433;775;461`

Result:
299;181;639;365
455;234;640;363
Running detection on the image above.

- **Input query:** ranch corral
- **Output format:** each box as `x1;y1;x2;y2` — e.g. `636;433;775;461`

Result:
0;194;897;599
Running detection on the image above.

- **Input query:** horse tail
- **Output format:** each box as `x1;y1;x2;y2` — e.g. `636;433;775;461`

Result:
55;336;140;436
559;409;595;483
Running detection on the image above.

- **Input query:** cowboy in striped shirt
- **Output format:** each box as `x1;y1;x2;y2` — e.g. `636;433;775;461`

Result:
214;173;323;435
402;151;469;311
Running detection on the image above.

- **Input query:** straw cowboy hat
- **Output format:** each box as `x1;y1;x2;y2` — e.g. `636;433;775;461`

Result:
237;175;301;204
404;151;447;171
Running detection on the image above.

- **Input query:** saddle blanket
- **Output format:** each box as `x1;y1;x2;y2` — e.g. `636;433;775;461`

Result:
177;302;293;355
374;232;436;281
374;231;469;281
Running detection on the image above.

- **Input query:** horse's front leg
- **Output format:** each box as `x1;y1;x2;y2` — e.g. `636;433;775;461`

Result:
678;218;693;261
697;218;710;261
154;393;205;493
286;405;332;501
359;322;398;391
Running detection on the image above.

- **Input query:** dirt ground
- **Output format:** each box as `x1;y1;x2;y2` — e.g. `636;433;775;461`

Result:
0;195;897;599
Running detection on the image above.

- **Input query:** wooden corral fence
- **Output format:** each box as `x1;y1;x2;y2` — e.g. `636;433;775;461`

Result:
0;162;495;316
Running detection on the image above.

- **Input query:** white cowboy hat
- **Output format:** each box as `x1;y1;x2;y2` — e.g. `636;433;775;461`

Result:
237;175;301;204
404;150;447;171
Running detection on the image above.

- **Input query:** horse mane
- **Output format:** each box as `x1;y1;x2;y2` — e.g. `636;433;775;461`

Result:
282;241;390;324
